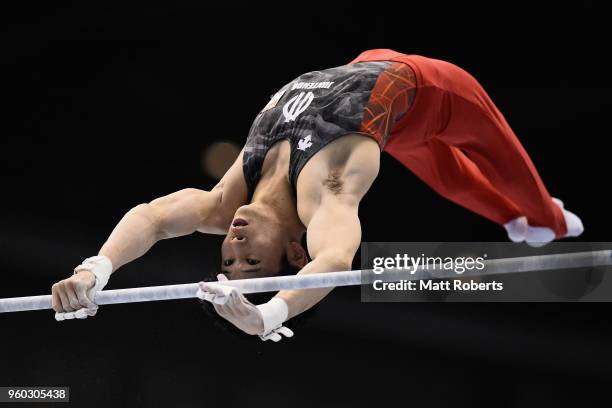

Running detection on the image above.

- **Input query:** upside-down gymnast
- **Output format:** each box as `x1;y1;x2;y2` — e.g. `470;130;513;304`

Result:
52;49;583;341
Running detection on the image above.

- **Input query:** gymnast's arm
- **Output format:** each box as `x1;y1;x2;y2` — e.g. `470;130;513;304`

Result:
51;150;247;313
100;149;247;270
276;194;363;319
275;145;381;319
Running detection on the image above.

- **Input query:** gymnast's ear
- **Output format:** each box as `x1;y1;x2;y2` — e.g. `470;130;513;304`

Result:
286;241;308;269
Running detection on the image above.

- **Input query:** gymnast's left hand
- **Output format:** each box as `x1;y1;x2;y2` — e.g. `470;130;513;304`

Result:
197;275;264;336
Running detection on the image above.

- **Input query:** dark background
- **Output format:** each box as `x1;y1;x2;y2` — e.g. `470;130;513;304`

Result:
1;2;611;407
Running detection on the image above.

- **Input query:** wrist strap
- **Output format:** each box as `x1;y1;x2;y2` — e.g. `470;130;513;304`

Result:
256;297;288;335
74;255;113;291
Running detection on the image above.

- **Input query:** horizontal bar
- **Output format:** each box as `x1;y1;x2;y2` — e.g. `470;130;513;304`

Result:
1;250;610;313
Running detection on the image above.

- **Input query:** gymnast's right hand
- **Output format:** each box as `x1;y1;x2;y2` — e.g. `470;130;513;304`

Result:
51;255;113;321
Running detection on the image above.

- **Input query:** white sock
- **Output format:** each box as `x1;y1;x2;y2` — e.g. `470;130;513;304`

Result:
504;216;528;242
552;197;584;238
524;225;556;247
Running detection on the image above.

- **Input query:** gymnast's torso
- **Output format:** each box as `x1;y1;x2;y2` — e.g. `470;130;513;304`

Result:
242;60;416;202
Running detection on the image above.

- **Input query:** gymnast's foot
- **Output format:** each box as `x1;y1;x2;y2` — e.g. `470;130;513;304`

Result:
504;216;528;243
524;225;555;247
503;216;556;247
552;198;584;238
504;217;555;247
504;198;584;247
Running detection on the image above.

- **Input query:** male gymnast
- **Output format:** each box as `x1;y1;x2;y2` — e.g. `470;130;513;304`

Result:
51;49;583;341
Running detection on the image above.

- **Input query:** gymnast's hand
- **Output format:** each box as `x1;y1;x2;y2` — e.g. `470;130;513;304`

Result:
197;275;265;336
51;255;113;321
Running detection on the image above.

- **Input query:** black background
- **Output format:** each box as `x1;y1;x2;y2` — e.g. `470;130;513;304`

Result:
1;2;611;407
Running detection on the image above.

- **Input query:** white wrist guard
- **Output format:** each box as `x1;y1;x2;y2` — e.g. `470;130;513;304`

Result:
74;255;113;293
256;297;293;341
55;255;113;322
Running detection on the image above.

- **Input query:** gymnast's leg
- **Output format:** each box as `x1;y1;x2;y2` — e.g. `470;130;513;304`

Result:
434;66;583;244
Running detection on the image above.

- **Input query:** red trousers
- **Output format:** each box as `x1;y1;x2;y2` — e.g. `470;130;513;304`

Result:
351;49;567;237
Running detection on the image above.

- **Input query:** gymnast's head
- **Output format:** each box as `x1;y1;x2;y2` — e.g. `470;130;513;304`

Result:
220;203;308;280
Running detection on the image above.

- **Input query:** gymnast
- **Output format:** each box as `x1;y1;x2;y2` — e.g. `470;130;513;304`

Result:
51;49;583;341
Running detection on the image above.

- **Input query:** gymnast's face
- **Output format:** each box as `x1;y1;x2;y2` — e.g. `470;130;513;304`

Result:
221;204;305;280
